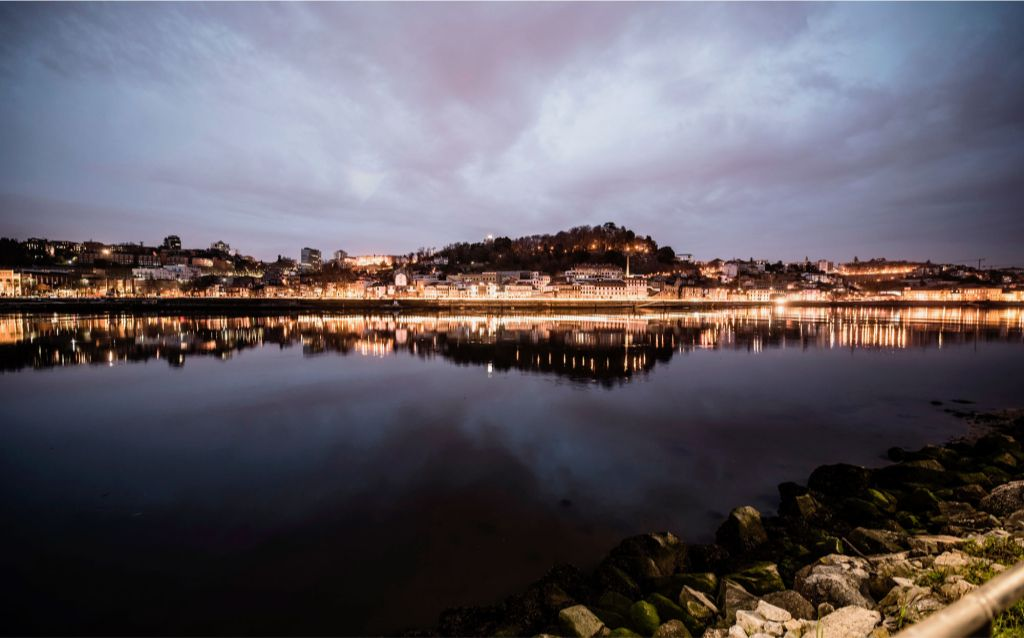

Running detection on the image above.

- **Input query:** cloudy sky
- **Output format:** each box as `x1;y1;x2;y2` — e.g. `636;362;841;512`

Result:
1;3;1022;263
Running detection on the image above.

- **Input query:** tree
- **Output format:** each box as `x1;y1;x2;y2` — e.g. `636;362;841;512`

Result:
656;246;676;264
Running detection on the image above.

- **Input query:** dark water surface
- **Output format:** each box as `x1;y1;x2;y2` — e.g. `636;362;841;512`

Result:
2;307;1023;635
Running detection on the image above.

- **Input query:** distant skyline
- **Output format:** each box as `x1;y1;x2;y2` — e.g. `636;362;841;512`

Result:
1;3;1023;265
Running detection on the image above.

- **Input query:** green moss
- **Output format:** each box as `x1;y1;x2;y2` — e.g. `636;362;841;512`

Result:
609;628;642;637
628;600;660;636
915;568;949;589
961;537;1024;565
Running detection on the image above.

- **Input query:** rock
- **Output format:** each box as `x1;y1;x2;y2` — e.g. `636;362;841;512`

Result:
727;626;746;638
599;591;635;615
653;620;692;638
807;463;871;498
878;584;944;627
794;555;873;609
816;606;881;638
817;603;835;617
849;528;907;554
629;601;661;636
677;573;719;596
934;501;999;533
717;506;769;554
754;600;791;623
840;496;890;526
902;488;941;514
597;564;642;598
953;484;988;504
647;593;688;625
908;534;964;554
718;579;758;625
980;481;1024;516
736;609;765;635
560;605;607;638
727;563;785;595
940;577;977;601
761;590;815;620
872;459;948;488
1004;508;1024;531
700;630;727;638
933;550;971;569
605;533;687;582
762;620;784;637
610;629;643;637
679;586;718;625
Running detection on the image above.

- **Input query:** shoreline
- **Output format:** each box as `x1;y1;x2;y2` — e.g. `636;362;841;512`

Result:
421;408;1024;638
0;297;1021;316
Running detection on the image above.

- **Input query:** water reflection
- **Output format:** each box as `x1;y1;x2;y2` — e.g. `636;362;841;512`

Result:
2;307;1022;382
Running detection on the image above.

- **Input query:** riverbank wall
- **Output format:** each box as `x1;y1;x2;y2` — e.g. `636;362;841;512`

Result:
0;297;1021;316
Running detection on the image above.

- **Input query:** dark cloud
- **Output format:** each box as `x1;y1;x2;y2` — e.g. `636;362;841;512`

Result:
0;2;1021;263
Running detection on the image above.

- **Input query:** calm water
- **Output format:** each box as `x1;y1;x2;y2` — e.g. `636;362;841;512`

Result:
2;307;1023;635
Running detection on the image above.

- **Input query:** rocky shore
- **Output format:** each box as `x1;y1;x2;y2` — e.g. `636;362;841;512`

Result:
424;409;1024;638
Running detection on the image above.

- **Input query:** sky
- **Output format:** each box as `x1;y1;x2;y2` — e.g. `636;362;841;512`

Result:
0;3;1022;265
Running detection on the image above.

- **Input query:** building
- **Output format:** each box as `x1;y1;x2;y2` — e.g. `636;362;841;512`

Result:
210;240;231;253
0;269;22;296
564;264;625;282
300;247;323;271
333;249;349;263
162;235;182;250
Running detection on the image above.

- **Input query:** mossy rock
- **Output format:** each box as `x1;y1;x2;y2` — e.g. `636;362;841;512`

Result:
811;535;844;557
837;497;887;525
598;590;635;615
591;607;628;630
646;593;688;625
597;564;641;598
609;628;642;638
895;511;923;531
902;487;941;513
629;600;661;636
726;562;785;595
675;573;719;597
866;488;896;511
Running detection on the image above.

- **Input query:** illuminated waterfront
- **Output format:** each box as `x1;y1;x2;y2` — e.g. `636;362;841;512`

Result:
2;306;1024;634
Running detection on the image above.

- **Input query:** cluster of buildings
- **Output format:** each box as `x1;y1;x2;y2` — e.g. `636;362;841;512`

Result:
1;236;1022;304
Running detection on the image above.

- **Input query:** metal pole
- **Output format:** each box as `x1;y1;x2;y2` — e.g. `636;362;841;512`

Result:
896;560;1024;638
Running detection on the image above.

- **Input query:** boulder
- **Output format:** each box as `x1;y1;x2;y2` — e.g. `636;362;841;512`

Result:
934;501;999;533
761;590;815;620
878;584;944;627
952;484;988;505
979;481;1024;516
647;593;688;625
677;573;719;596
908;534;964;554
610;629;643;637
849;528;907;554
599;590;635;616
872;459;948;488
679;586;718;627
736;609;765;635
604;533;687;581
816;606;881;638
653;619;693;638
902;488;941;514
716;506;769;554
559;605;606;638
807;463;871;498
629;601;661;636
726;563;785;596
754;600;791;623
718;579;758;625
793;555;873;609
